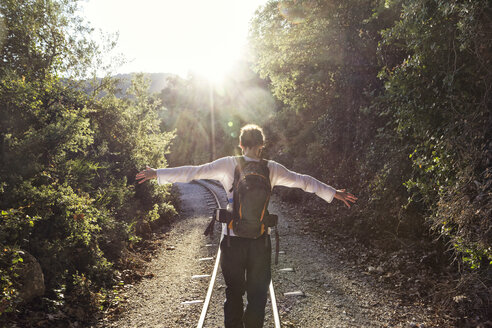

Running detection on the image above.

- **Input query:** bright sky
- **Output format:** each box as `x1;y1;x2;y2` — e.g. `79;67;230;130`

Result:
81;0;268;80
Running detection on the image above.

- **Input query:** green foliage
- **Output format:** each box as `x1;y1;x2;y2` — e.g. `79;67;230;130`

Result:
250;0;393;182
250;0;491;281
378;0;492;268
0;248;23;314
0;0;98;79
249;0;401;244
0;0;176;321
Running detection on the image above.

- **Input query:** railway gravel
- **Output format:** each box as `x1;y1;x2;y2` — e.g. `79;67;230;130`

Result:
99;181;450;328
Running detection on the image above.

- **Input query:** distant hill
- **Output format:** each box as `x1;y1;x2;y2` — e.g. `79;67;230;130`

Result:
74;72;180;99
112;72;178;96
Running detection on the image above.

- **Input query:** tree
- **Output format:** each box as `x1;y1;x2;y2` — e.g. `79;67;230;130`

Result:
379;0;492;270
0;1;176;321
249;0;403;237
250;0;492;319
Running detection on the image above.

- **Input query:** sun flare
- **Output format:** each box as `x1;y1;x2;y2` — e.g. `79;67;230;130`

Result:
81;0;266;79
188;51;237;84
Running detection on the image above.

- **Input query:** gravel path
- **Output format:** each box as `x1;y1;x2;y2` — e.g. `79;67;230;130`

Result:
98;182;449;328
267;200;444;327
98;182;223;328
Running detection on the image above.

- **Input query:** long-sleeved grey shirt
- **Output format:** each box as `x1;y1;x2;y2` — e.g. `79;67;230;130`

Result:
156;155;336;236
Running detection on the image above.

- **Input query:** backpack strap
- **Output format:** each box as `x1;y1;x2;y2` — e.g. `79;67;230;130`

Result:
235;155;247;184
274;226;279;265
259;158;271;189
237;155;246;167
204;217;215;236
229;156;245;193
226;224;231;247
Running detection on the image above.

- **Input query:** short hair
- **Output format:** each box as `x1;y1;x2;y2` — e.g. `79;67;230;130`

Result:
239;124;265;148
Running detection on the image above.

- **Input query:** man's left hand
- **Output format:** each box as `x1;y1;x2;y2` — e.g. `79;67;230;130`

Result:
334;189;357;208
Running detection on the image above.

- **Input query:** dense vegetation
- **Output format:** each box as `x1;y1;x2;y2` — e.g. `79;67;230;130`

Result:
0;0;176;323
248;0;491;321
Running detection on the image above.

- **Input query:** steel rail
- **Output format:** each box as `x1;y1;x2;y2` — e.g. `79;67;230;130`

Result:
192;180;222;328
269;281;281;328
192;179;281;328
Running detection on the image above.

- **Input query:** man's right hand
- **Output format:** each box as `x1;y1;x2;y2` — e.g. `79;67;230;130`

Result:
135;166;157;184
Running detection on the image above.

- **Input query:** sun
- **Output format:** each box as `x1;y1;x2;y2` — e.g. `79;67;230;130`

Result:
187;47;238;85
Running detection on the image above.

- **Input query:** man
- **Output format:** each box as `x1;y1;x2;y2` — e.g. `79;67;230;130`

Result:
135;124;357;328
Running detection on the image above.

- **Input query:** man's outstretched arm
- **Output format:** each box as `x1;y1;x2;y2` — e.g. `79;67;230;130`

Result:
135;157;233;185
269;161;357;208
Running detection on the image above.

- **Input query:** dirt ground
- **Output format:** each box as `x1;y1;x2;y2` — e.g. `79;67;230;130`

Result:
97;181;453;328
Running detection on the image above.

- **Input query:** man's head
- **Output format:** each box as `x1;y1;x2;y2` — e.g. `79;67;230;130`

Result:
239;124;265;149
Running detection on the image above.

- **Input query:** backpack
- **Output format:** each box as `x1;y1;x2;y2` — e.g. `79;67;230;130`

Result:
204;156;280;264
229;156;272;239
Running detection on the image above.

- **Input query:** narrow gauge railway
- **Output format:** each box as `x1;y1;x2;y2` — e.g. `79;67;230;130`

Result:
99;180;445;327
190;179;281;328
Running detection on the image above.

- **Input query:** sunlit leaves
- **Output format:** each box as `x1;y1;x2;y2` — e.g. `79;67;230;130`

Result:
379;0;492;269
251;0;491;274
0;1;176;317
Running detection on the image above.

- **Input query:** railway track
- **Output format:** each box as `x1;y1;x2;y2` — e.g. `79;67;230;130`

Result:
100;180;445;327
190;179;281;328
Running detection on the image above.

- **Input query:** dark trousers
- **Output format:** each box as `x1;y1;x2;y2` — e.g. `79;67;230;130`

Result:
220;234;271;328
